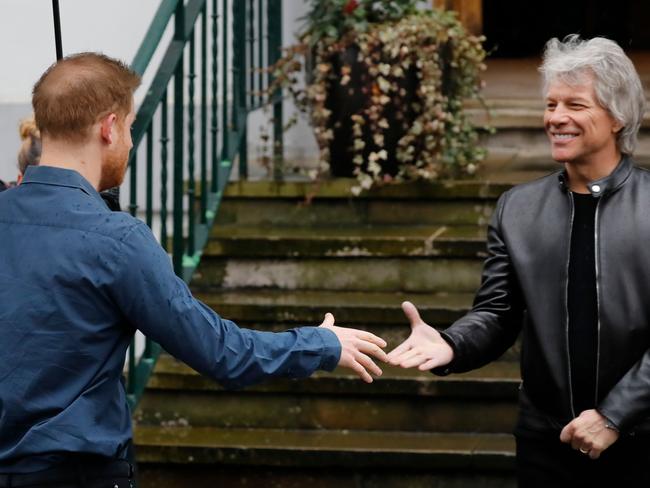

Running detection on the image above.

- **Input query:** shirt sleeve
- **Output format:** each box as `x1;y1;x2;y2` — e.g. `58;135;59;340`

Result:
110;222;341;389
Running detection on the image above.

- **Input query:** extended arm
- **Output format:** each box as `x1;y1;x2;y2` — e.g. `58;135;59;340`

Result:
389;192;525;374
112;222;387;388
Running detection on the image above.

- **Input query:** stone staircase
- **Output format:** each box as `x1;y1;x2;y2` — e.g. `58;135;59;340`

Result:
133;179;521;487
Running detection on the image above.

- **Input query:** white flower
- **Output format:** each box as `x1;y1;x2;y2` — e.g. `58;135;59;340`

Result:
377;77;391;92
379;63;391;76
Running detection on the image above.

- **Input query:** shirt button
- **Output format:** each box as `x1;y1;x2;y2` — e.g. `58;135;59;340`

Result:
591;184;601;193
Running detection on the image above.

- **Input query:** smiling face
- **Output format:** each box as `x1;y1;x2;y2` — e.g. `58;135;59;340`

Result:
544;75;622;167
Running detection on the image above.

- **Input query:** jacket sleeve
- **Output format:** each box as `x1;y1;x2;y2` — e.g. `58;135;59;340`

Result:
598;354;650;432
110;222;341;389
433;191;525;375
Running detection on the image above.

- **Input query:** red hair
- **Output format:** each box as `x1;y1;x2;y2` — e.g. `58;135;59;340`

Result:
32;52;141;142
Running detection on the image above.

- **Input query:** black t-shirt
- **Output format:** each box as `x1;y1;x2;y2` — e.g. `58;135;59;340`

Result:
568;192;599;414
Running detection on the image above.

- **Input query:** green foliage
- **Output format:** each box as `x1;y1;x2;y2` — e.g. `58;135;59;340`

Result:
302;0;419;46
267;2;489;194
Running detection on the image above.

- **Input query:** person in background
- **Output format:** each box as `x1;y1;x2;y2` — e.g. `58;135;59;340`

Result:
15;116;121;210
0;120;37;191
16;117;42;185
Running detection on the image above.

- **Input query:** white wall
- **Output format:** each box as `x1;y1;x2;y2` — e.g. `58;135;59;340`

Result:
0;0;171;182
0;0;316;183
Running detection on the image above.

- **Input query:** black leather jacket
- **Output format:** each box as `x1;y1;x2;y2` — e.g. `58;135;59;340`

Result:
439;156;650;435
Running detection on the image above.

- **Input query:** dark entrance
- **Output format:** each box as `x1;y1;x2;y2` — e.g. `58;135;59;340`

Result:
482;0;650;57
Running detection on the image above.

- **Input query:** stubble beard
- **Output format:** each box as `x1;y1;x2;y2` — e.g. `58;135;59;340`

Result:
98;143;129;192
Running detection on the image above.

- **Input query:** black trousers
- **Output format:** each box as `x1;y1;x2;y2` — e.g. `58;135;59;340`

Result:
0;443;137;488
516;434;650;488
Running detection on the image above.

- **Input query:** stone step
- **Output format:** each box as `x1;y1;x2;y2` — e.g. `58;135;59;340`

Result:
134;427;515;475
206;225;488;258
138;464;515;488
189;289;522;360
223;180;511;200
193;256;483;293
135;357;519;433
193;289;473;328
216;180;508;227
146;355;520;396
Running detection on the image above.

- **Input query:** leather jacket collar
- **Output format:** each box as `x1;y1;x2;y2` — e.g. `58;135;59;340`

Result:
557;155;633;197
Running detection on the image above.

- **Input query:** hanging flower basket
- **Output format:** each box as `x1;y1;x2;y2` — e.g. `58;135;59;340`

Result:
268;1;489;194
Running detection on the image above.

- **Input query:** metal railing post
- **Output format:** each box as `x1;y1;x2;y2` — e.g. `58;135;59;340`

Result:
172;1;185;276
267;0;283;180
233;0;248;178
129;154;138;217
211;0;219;193
160;90;169;252
200;4;208;222
146;126;154;229
248;0;255;108
221;0;229;161
187;31;197;257
258;0;264;105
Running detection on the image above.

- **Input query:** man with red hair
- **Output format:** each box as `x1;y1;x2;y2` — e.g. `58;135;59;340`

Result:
0;52;387;487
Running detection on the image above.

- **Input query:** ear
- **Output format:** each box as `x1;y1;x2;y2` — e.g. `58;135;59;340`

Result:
611;117;624;134
100;113;118;144
16;173;23;185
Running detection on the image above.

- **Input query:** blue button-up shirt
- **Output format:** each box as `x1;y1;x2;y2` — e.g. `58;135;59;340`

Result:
0;166;340;473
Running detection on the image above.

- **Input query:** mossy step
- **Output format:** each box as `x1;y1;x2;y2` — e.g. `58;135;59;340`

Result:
216;180;504;227
193;256;482;293
205;225;487;258
222;179;512;200
216;198;498;226
135;359;519;433
187;289;514;357
147;355;519;396
193;289;473;327
134;426;515;471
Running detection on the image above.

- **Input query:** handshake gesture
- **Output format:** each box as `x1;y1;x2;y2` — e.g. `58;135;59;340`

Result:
387;301;454;370
320;301;454;382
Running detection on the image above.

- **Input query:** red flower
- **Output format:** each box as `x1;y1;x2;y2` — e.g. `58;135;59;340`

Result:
343;0;359;15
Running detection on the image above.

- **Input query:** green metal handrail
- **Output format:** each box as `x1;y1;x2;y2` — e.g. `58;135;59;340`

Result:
125;0;284;409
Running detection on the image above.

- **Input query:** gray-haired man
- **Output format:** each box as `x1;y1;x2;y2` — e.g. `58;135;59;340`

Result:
389;36;650;485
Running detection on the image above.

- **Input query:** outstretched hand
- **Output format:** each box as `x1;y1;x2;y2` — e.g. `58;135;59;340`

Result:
387;301;454;371
319;313;388;383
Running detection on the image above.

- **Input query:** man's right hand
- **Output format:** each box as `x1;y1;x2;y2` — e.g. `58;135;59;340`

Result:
387;301;454;371
319;313;388;383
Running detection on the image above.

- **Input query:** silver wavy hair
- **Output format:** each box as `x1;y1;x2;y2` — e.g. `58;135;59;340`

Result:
539;35;646;155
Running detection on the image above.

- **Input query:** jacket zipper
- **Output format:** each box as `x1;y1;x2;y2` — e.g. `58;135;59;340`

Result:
594;198;602;404
565;192;577;418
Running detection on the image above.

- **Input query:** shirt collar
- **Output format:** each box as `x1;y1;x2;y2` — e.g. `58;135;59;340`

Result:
21;166;105;204
557;155;633;197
